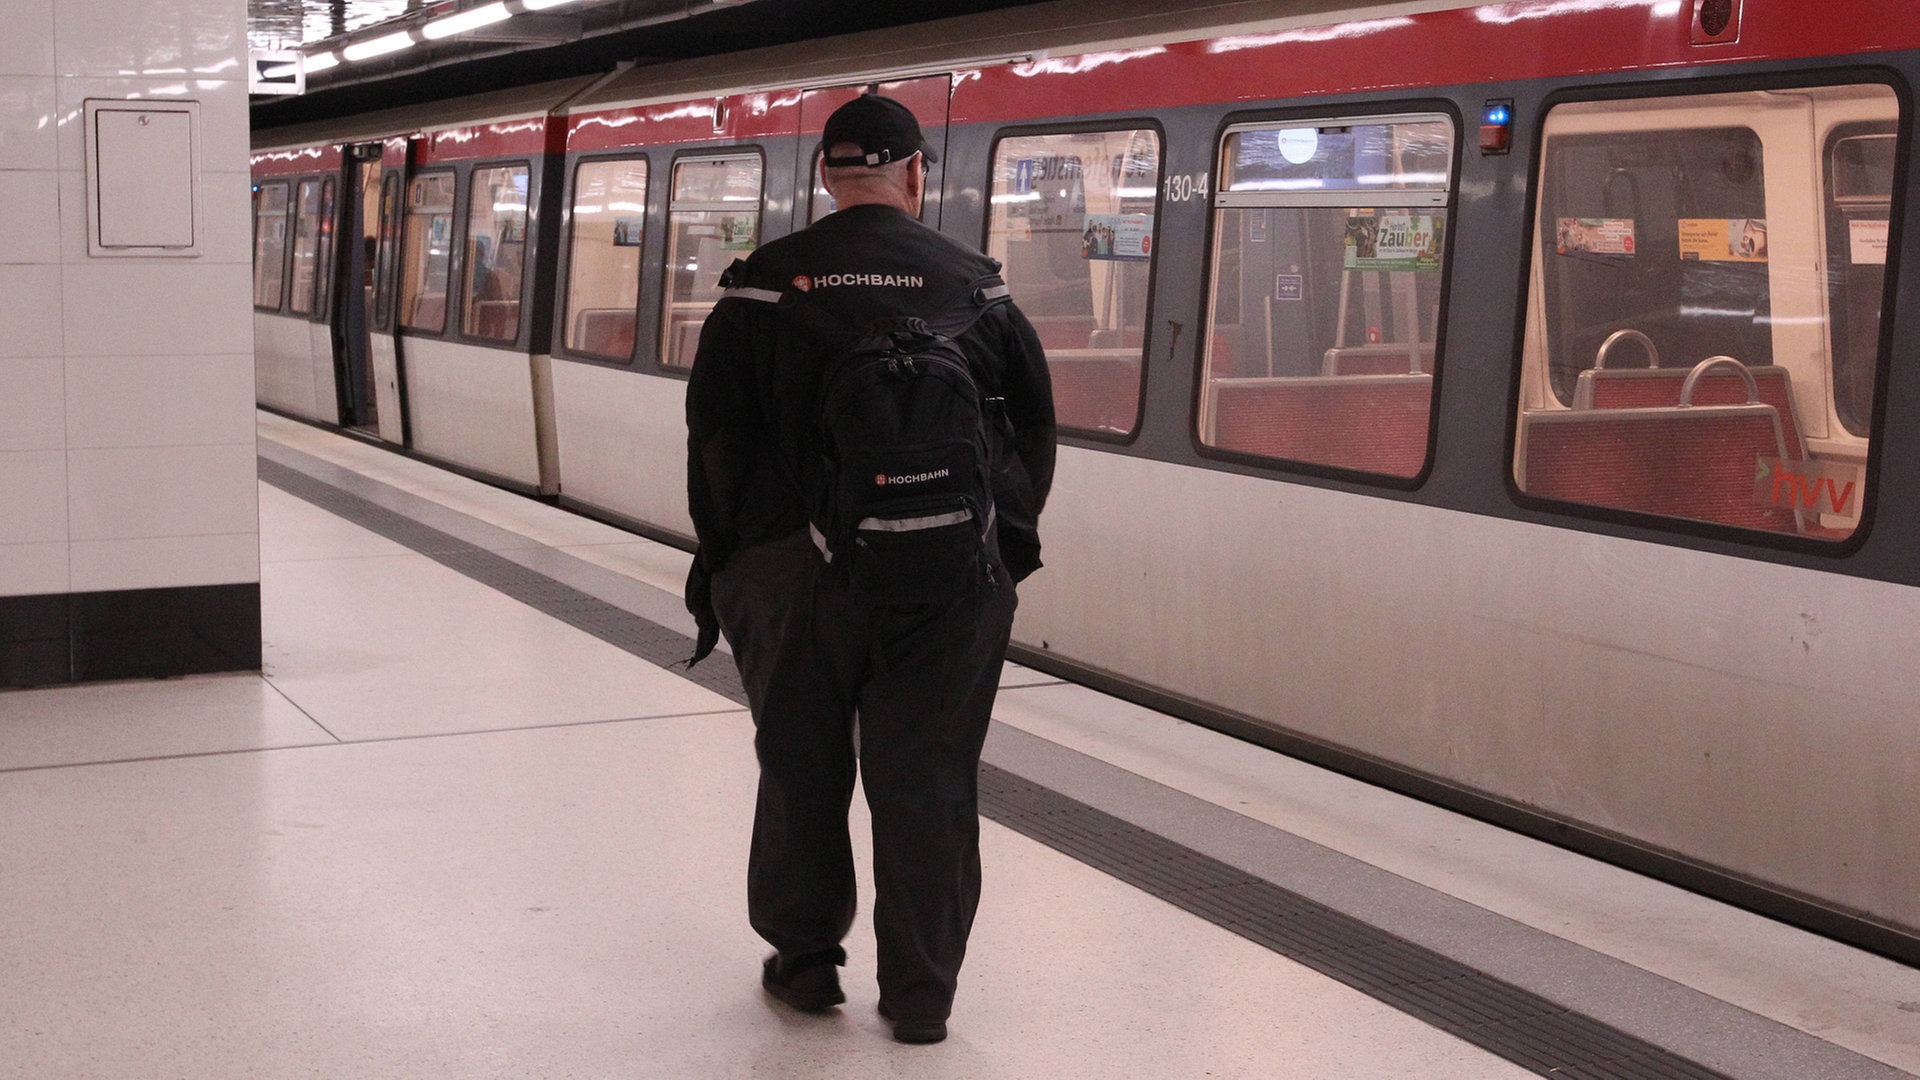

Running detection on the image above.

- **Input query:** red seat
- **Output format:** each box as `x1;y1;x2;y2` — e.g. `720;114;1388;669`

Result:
1030;316;1097;351
1573;365;1806;459
1210;374;1432;476
1049;355;1140;435
472;300;520;341
573;308;637;359
1521;404;1798;532
1321;344;1435;376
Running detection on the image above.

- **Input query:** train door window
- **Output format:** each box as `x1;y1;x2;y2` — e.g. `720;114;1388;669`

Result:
1513;85;1900;542
564;156;649;361
807;148;833;223
462;164;531;343
399;171;457;333
311;178;337;319
1825;124;1895;438
808;146;933;225
372;172;400;332
251;181;290;310
1198;114;1455;478
288;178;324;316
987;128;1162;438
662;153;762;369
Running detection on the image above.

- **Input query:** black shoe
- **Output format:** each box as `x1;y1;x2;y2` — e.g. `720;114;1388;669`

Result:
878;1001;947;1044
761;953;845;1013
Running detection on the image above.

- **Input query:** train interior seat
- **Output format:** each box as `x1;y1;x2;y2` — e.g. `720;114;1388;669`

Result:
572;309;638;360
472;301;521;341
1519;403;1800;532
1210;374;1432;476
1321;343;1436;376
1572;364;1807;459
1049;355;1141;434
410;295;446;331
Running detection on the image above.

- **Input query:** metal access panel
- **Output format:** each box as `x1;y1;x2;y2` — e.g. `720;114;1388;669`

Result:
85;99;201;257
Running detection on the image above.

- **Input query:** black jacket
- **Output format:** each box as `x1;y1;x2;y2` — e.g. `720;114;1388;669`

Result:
685;204;1055;638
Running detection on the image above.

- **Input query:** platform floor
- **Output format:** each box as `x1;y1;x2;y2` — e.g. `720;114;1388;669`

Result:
1;410;1917;1078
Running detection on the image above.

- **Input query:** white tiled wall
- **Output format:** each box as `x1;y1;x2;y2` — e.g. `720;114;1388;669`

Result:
0;0;257;599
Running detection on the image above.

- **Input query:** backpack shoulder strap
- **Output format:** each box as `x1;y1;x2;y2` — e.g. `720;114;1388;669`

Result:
923;272;1011;339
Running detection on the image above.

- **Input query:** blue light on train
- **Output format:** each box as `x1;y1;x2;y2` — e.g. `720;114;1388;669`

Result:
1479;99;1514;155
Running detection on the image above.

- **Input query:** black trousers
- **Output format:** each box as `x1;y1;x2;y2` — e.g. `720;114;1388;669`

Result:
712;530;1017;1021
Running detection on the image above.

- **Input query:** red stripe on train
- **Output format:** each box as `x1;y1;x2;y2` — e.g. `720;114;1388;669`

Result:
944;0;1920;125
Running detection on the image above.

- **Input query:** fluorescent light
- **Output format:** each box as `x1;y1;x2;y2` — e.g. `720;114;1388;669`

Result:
343;31;416;61
303;51;339;73
521;0;588;9
422;2;511;40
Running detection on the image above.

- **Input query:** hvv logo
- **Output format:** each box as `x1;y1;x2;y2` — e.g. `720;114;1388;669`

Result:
1754;457;1864;521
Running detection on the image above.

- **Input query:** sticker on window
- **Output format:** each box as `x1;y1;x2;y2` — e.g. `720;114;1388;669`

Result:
1678;218;1768;262
1849;219;1889;265
1344;212;1444;271
1081;213;1152;260
1555;217;1635;255
1755;457;1865;521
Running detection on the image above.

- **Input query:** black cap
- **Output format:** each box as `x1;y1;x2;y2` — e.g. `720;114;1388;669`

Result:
821;94;938;168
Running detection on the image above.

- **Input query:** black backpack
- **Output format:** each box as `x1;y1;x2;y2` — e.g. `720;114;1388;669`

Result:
805;290;1009;606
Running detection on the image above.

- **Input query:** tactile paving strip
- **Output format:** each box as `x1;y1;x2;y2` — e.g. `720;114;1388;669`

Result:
261;453;1737;1080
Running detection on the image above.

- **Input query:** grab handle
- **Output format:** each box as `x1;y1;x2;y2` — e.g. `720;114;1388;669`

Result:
1679;356;1758;406
1594;328;1659;370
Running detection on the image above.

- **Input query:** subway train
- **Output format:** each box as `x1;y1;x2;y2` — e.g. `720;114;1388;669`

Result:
250;0;1920;962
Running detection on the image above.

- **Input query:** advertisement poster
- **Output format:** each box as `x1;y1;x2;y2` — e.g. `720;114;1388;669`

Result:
1344;212;1443;271
1555;217;1635;255
719;214;757;251
1850;219;1889;266
1678;218;1768;262
1081;213;1154;261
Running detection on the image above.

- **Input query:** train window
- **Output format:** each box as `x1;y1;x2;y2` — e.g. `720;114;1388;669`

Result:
288;178;324;316
311;178;337;319
564;157;649;361
399;172;457;333
807;148;833;224
462;164;531;343
372;173;400;332
987;128;1161;438
1826;125;1895;437
251;182;290;310
662;153;762;369
1198;114;1454;478
1513;85;1900;542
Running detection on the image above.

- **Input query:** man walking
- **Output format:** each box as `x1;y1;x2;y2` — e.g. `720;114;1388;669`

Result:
684;94;1055;1044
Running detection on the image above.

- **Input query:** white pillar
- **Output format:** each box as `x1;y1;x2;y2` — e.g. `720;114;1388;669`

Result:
0;0;258;686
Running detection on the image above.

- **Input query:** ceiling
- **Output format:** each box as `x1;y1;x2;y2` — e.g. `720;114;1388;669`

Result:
248;0;417;51
246;0;1059;130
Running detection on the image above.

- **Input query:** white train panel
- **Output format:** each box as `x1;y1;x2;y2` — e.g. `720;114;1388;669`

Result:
254;312;324;420
370;335;404;445
549;361;695;539
1016;446;1920;928
401;338;546;490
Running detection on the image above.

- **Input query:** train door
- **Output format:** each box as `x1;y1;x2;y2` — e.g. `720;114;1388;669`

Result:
367;163;407;445
796;75;953;227
333;143;384;432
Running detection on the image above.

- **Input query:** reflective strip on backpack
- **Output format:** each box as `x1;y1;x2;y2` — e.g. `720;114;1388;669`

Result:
975;283;1011;302
857;509;975;533
722;286;783;304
